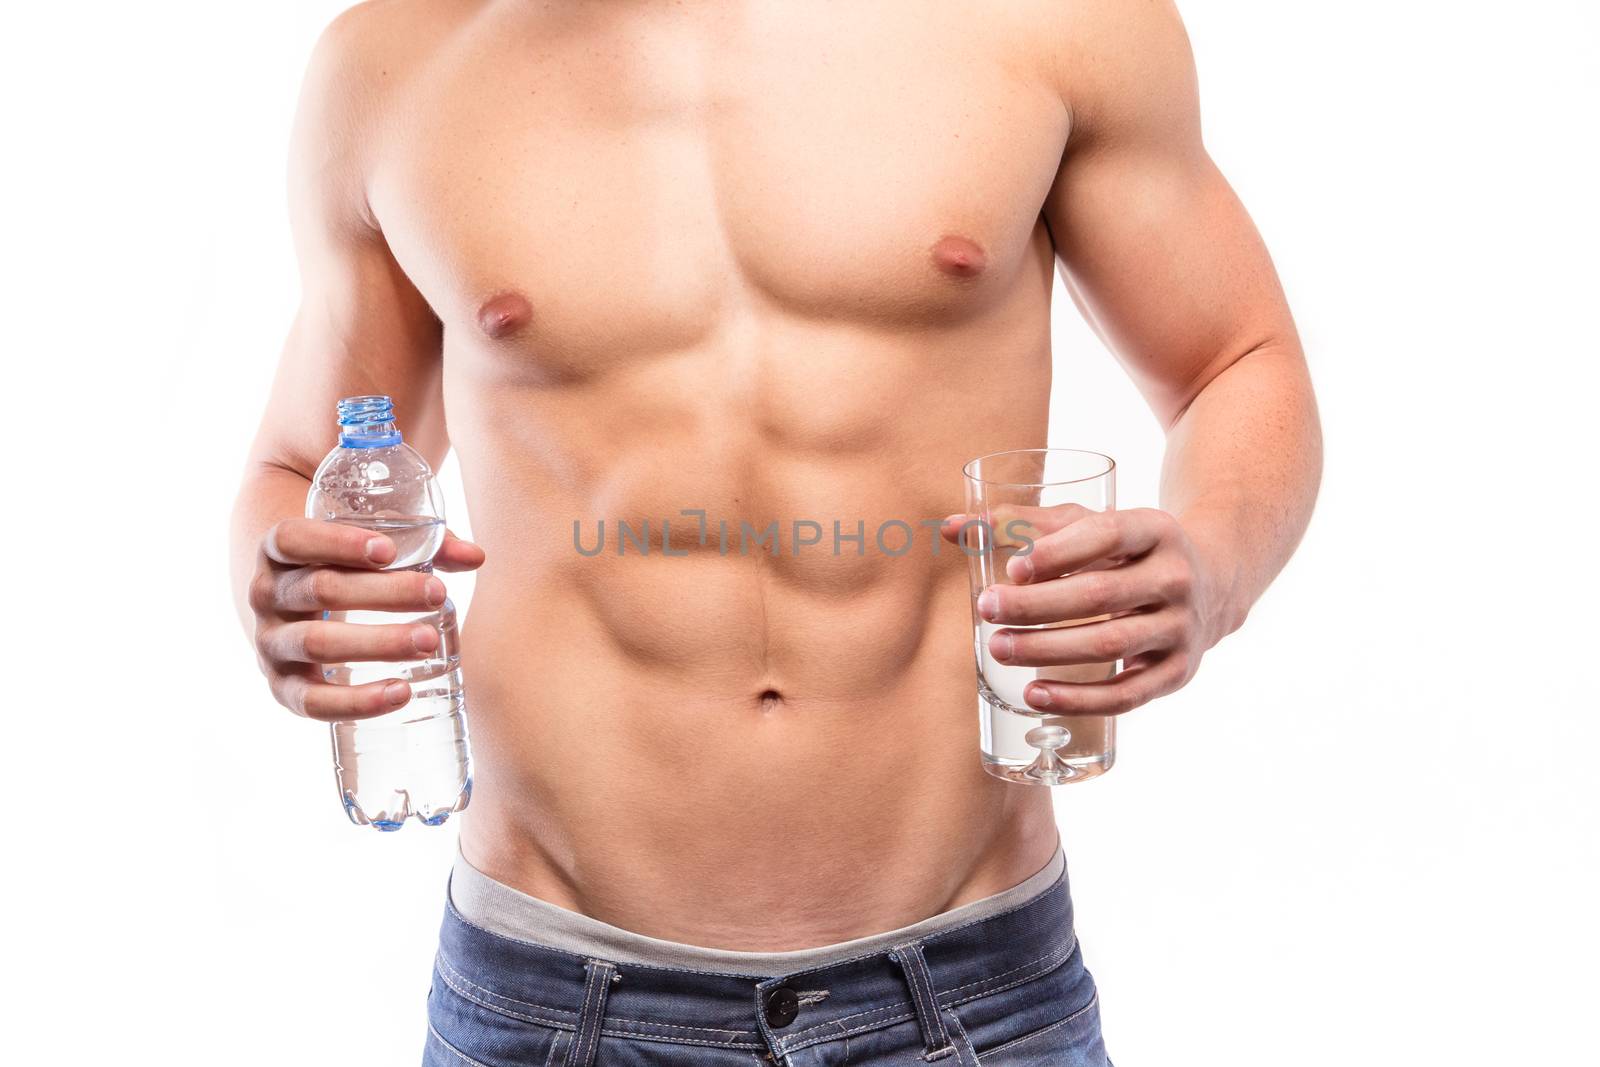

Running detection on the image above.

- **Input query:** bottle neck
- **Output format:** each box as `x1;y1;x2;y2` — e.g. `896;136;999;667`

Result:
339;419;402;448
336;395;403;448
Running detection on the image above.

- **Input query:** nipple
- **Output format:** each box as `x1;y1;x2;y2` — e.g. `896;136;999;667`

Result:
931;235;988;278
477;291;534;340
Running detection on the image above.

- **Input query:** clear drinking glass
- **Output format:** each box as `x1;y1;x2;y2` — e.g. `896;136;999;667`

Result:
963;449;1118;785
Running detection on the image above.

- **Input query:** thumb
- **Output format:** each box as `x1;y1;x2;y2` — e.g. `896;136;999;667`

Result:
435;528;486;572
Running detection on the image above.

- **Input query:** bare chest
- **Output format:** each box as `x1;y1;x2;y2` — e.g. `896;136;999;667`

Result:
368;3;1069;373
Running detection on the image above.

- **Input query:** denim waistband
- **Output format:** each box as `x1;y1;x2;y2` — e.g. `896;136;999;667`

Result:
434;852;1077;1060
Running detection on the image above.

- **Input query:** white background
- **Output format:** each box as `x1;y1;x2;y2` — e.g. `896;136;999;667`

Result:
4;2;1596;1063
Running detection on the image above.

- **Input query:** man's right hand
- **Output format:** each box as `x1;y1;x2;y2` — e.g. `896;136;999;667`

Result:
248;518;486;721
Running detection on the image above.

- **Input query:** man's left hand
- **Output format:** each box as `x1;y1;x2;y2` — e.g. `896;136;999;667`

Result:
942;506;1233;716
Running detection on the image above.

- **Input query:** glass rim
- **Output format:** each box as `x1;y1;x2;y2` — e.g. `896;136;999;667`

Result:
962;447;1116;488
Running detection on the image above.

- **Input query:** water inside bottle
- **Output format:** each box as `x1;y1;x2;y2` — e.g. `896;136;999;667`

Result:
340;515;448;570
322;515;471;829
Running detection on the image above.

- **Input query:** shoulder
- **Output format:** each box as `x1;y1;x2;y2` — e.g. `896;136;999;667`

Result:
1036;0;1201;148
300;0;477;113
289;1;483;228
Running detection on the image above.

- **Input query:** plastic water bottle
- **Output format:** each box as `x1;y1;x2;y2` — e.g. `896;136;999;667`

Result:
305;395;472;830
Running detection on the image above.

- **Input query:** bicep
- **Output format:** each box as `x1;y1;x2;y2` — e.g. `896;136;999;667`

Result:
1043;1;1298;428
254;233;445;480
246;10;447;481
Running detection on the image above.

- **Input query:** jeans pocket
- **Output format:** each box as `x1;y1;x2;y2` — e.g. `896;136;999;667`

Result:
950;940;1109;1066
426;963;570;1067
425;1016;569;1067
971;991;1105;1065
426;1023;493;1067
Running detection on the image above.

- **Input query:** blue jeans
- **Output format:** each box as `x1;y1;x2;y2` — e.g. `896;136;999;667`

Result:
424;863;1111;1066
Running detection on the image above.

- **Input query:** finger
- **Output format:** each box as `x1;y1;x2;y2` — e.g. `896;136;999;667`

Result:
942;513;992;553
986;503;1095;548
943;513;1000;554
274;567;446;614
1019;650;1190;716
434;530;486;573
978;558;1169;626
274;668;413;722
260;619;441;666
264;518;396;569
941;506;1092;550
987;611;1179;668
1009;508;1166;584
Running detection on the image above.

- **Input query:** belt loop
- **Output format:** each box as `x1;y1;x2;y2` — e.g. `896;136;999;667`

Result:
567;959;619;1067
889;941;956;1061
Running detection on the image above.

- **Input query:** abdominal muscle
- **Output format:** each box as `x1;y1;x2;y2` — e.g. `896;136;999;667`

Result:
442;289;1062;953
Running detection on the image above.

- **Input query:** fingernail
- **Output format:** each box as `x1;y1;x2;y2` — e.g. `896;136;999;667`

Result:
978;589;999;621
1007;553;1034;583
385;681;410;706
991;632;1014;662
1026;685;1052;708
412;627;438;653
365;537;393;563
424;578;446;606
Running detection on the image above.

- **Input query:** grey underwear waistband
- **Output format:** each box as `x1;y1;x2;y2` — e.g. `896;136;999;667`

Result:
449;837;1067;978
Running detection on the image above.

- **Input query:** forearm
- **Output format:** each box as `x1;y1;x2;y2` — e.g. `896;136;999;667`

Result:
229;463;315;637
1158;342;1322;647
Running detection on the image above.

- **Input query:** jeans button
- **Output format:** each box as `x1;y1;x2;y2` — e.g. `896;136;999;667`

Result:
764;985;799;1029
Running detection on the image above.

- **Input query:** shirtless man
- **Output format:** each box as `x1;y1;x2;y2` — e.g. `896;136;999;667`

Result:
231;1;1320;1062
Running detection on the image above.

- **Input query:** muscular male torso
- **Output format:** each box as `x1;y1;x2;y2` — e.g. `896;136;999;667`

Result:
287;0;1145;950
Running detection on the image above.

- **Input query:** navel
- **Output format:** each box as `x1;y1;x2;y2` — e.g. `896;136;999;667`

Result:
931;234;988;278
476;291;534;340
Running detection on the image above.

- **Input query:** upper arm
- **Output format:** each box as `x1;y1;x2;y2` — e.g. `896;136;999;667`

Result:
1042;0;1301;429
246;3;447;480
